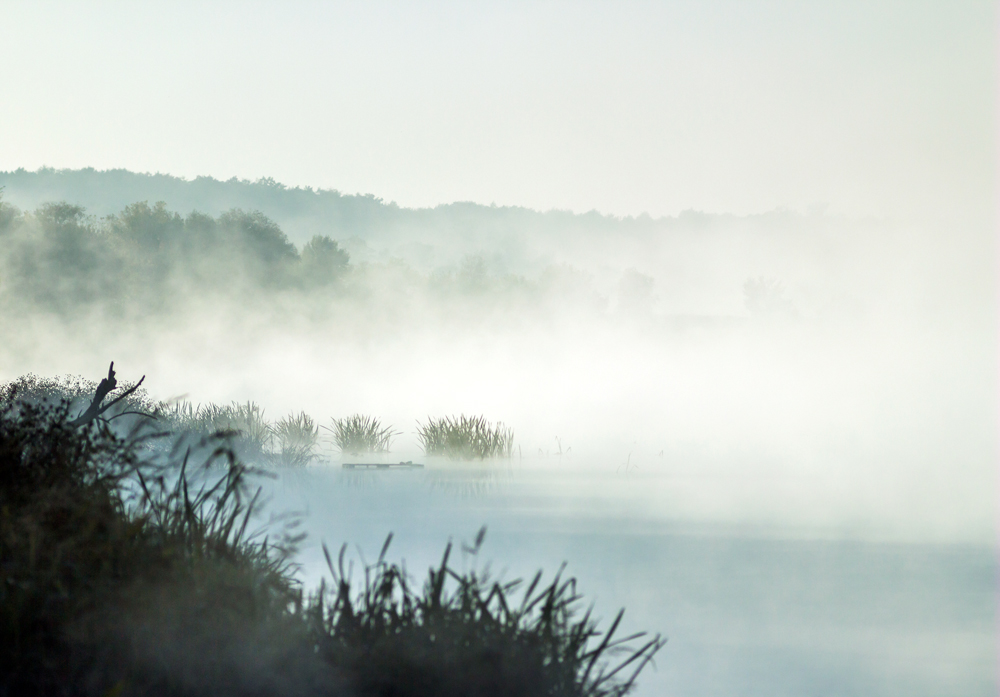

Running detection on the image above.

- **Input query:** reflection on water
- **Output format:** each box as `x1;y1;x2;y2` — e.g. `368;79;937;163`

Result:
329;458;514;497
264;460;994;697
423;458;514;498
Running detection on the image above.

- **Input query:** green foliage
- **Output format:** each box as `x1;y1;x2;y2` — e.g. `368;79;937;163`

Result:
301;235;350;286
417;415;514;459
274;411;320;467
219;208;299;272
0;199;355;317
0;372;160;427
0;193;613;331
35;201;88;230
0;191;18;235
324;414;398;455
111;200;184;252
1;202;127;313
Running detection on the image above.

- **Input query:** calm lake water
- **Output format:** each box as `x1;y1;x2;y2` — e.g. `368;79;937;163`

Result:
256;460;996;697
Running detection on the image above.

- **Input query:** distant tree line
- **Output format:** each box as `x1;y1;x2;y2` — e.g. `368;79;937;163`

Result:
0;197;350;316
0;195;609;324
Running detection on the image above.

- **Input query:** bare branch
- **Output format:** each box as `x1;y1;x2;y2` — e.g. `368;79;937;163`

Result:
68;362;118;427
68;362;147;428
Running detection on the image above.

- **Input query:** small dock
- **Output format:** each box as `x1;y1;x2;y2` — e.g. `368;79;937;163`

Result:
342;461;424;469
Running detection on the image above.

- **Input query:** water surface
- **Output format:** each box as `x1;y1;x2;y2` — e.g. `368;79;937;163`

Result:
259;460;995;697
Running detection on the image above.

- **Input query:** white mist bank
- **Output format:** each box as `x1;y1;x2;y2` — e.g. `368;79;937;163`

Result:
3;301;993;545
1;205;993;545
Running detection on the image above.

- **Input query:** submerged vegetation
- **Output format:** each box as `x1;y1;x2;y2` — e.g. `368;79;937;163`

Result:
0;367;662;696
417;415;515;460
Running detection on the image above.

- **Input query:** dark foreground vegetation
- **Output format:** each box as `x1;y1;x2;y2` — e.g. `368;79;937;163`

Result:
0;366;662;697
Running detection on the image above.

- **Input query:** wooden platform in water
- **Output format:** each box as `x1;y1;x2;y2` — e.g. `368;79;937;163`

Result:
342;461;424;469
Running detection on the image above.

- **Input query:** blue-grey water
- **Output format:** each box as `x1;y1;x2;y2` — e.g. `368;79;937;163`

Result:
257;461;995;697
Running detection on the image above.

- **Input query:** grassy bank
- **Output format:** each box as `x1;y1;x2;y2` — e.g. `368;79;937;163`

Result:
0;368;662;696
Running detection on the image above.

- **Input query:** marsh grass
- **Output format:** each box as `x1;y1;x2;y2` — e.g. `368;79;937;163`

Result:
417;414;514;459
168;400;278;464
324;414;398;456
274;411;320;467
310;530;663;697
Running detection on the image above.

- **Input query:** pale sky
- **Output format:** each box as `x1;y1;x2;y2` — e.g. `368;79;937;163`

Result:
2;0;995;218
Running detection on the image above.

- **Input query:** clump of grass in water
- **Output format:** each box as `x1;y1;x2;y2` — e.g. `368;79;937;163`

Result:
168;400;274;463
274;411;319;467
417;414;514;459
324;414;398;455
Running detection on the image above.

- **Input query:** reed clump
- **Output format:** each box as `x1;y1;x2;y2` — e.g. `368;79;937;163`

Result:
169;400;274;462
167;401;320;467
417;414;514;459
274;411;320;467
324;414;398;455
309;529;662;697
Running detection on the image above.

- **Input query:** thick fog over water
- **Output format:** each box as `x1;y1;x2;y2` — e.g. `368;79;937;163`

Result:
0;173;993;543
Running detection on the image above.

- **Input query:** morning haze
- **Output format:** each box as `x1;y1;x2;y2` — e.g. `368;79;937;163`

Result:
0;2;994;696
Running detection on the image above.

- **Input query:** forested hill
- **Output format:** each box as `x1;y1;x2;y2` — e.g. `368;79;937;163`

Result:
0;168;868;314
0;167;685;249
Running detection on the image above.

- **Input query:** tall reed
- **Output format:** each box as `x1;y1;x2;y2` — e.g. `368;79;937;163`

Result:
416;414;514;459
274;411;319;467
309;529;663;697
168;400;274;463
324;414;398;455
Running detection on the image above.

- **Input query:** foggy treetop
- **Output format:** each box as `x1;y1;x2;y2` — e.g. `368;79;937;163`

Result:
0;167;934;329
0;193;611;326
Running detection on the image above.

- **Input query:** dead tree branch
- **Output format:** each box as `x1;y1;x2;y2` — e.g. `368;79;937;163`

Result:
69;361;146;428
